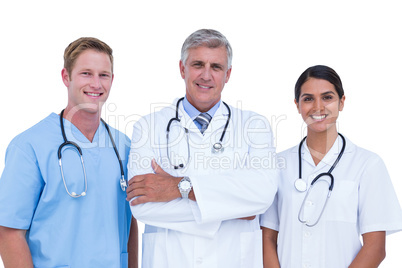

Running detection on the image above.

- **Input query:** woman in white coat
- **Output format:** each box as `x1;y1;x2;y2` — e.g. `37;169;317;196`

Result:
261;65;402;268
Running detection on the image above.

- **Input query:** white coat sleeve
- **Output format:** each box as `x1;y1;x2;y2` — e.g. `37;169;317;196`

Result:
128;116;221;237
189;114;278;223
260;192;279;231
358;154;402;235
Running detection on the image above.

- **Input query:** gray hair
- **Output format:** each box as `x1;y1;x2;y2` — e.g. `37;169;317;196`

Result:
180;29;233;69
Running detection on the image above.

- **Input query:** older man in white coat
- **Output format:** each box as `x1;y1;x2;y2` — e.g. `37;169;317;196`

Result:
126;29;278;268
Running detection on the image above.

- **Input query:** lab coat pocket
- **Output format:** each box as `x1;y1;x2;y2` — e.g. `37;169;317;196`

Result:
240;229;263;268
325;180;358;223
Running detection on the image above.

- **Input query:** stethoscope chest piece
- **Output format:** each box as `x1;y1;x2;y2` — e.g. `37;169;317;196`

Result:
120;176;128;191
294;179;307;192
211;142;224;154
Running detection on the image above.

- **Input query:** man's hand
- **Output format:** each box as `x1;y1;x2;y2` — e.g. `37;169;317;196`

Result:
127;159;182;206
238;216;256;220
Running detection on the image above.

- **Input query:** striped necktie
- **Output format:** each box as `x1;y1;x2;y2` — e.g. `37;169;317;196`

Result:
194;113;212;134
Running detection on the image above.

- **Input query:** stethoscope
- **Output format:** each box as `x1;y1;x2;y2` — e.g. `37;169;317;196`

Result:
58;109;127;198
296;133;346;227
166;97;231;169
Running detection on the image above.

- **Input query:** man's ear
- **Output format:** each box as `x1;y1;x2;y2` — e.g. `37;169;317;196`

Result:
225;67;232;83
179;60;185;79
61;68;70;87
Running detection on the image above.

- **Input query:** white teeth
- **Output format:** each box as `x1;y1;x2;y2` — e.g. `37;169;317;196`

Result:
197;84;211;89
312;115;326;120
86;92;101;97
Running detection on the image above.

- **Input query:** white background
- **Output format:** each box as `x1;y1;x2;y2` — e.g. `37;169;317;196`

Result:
1;0;401;267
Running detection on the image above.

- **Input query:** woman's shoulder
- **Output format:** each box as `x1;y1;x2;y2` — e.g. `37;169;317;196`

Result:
277;144;298;158
344;136;383;163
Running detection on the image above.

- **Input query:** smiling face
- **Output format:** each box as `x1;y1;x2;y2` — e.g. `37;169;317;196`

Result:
180;46;231;112
295;78;345;135
62;49;114;116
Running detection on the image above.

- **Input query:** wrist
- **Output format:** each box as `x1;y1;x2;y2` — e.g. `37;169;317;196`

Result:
178;176;192;199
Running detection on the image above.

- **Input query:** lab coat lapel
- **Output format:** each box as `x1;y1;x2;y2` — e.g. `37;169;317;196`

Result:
301;141;316;168
307;135;349;172
176;100;200;135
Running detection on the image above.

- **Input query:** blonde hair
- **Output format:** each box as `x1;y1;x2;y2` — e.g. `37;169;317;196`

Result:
63;37;113;77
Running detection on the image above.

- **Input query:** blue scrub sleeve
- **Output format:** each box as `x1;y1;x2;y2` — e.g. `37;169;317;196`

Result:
0;143;44;229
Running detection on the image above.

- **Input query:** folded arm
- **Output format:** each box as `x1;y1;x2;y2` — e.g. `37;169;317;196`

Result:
127;112;278;233
127;160;193;205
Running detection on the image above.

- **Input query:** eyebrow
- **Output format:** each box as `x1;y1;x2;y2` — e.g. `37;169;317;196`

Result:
190;60;225;69
301;91;336;98
79;68;112;74
211;63;224;68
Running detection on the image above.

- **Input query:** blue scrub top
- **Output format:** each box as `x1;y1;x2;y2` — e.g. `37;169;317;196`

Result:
0;113;132;268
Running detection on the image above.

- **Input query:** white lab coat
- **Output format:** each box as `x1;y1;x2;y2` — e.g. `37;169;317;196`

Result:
261;135;402;268
128;99;278;268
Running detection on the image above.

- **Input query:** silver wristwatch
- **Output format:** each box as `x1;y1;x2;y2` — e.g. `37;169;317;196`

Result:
178;176;192;198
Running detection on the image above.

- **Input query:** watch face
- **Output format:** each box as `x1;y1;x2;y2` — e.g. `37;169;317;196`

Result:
181;181;191;190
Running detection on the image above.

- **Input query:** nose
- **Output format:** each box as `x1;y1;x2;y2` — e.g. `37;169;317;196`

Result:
313;98;325;111
200;66;212;80
90;76;101;89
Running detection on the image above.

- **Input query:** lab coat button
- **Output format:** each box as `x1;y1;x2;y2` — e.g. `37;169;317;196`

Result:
196;257;203;264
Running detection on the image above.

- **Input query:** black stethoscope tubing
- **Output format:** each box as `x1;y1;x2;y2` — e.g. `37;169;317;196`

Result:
58;109;126;196
296;133;346;226
166;97;231;169
296;133;346;192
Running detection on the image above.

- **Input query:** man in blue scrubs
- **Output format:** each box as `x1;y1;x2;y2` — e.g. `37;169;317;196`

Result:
0;37;138;267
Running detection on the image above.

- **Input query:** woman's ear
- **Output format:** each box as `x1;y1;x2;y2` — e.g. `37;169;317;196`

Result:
294;99;301;114
339;95;346;111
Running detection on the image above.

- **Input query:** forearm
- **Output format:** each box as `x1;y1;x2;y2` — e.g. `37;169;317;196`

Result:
349;231;386;268
191;169;277;223
128;217;138;268
0;226;33;268
262;227;280;268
